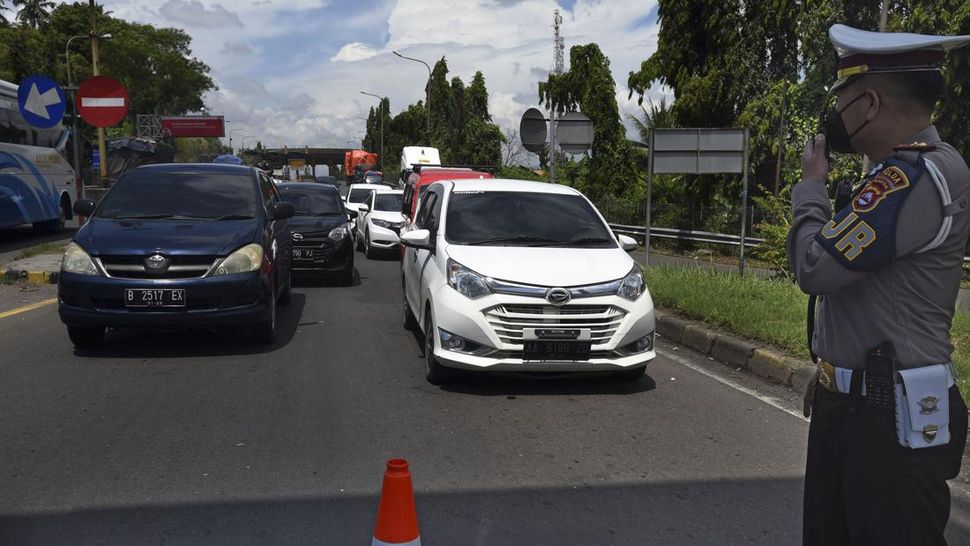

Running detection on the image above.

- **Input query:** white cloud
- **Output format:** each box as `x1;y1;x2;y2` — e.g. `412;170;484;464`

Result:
91;0;665;151
157;0;243;28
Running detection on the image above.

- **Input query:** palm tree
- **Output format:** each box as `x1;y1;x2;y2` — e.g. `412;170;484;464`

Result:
628;96;676;144
0;0;10;26
13;0;55;29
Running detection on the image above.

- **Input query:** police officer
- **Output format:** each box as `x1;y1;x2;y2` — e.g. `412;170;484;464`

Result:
789;24;970;545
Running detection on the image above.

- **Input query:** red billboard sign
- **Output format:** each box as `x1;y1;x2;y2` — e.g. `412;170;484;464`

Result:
160;116;225;138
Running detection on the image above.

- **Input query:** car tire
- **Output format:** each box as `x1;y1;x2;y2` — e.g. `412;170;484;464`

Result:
339;267;354;286
403;285;417;331
423;311;454;385
251;297;276;345
355;231;363;251
364;231;372;259
615;366;647;382
67;325;105;349
278;274;292;306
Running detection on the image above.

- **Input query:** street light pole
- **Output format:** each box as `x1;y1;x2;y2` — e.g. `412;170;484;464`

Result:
65;34;87;201
88;0;110;183
360;91;385;173
392;51;432;135
229;128;245;155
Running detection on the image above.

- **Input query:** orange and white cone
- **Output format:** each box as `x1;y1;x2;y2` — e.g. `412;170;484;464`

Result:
372;459;422;546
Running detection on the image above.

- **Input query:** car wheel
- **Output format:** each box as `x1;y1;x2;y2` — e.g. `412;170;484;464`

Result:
614;366;646;382
355;231;363;251
251;297;277;345
277;274;292;306
67;325;105;349
423;311;454;385
403;284;417;331
339;267;355;286
364;231;372;259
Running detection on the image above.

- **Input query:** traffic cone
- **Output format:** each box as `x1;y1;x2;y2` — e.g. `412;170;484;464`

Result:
372;458;421;546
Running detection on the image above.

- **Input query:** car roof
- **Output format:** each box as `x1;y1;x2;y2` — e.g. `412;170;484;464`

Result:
277;182;339;193
373;189;403;195
348;183;390;190
414;168;493;184
133;163;255;175
444;178;581;196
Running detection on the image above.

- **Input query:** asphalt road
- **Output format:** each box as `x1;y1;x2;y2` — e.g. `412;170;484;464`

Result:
1;253;969;545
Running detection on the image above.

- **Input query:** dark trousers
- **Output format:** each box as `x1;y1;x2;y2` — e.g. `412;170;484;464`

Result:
803;384;968;545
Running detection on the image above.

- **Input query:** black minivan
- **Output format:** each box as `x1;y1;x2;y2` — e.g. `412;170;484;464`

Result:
58;164;294;348
277;183;356;285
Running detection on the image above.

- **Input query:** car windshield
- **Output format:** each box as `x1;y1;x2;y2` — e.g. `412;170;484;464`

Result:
347;188;372;203
374;193;403;212
446;191;616;247
97;171;259;219
279;187;343;215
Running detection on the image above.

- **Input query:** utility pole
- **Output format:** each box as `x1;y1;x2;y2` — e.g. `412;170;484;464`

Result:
89;0;108;182
773;80;787;195
550;9;564;184
879;0;889;31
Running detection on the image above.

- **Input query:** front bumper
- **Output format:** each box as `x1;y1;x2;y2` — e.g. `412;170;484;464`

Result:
366;223;402;248
57;271;271;328
291;236;354;275
428;286;656;372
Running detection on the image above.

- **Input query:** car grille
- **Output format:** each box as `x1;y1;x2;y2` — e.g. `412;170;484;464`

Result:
97;256;218;279
484;304;626;346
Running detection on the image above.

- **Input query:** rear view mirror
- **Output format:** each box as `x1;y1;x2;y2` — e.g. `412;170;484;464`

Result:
271;201;294;220
359;204;370;212
347;210;359;219
617;234;638;252
74;199;95;217
400;229;434;251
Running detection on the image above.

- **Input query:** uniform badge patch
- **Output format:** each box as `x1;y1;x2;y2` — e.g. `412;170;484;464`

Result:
852;166;910;213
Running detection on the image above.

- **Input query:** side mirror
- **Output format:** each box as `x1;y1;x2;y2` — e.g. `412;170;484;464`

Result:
74;199;95;217
359;204;370;212
347;210;359;219
271;201;294;220
617;234;638;252
400;229;434;251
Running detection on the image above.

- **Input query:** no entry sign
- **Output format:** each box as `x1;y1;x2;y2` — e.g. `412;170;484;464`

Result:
76;75;130;127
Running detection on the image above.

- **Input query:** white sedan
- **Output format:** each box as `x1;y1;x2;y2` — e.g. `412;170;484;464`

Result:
400;178;655;384
355;189;406;258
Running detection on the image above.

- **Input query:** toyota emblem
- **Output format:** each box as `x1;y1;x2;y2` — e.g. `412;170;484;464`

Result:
292;233;304;242
144;253;169;271
546;287;572;306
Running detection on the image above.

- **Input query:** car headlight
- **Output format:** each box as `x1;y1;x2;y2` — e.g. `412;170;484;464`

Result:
617;266;645;301
372;219;391;229
212;243;263;276
329;225;349;241
447;259;492;299
61;242;100;276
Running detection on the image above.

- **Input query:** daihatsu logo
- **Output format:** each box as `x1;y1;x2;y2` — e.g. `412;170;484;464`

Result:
546;288;571;306
292;233;304;242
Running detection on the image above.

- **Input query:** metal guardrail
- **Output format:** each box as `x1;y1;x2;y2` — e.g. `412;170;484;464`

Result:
609;223;970;263
608;224;763;249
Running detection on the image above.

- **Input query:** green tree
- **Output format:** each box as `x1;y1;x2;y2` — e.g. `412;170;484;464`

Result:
539;43;638;203
13;0;55;29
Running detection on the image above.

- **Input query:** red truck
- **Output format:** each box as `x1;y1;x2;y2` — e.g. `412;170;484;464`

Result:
344;150;378;181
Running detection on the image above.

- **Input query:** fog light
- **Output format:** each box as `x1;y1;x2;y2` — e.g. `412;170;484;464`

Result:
629;331;655;354
438;328;494;356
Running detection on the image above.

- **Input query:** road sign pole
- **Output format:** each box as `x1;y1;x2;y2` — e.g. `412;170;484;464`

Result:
644;128;654;266
739;128;750;275
90;0;108;182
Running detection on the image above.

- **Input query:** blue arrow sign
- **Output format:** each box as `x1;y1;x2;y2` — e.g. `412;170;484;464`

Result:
17;74;66;129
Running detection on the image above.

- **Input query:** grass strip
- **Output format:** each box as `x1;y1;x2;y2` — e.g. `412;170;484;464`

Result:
15;242;67;260
643;264;970;399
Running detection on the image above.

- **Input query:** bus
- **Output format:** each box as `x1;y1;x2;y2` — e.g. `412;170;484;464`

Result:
0;78;76;230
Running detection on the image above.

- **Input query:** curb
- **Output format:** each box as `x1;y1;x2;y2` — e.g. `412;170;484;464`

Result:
1;269;59;285
656;310;814;389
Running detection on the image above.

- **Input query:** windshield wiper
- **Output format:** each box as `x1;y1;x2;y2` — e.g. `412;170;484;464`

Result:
464;236;560;246
109;214;177;220
533;237;617;247
211;214;255;220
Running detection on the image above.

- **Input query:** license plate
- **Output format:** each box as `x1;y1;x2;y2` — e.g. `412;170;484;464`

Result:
124;288;185;308
522;340;592;361
293;249;315;261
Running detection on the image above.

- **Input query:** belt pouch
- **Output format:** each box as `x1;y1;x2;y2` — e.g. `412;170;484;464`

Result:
894;364;951;448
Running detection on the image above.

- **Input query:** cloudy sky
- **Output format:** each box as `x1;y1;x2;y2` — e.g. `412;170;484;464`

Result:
94;0;664;152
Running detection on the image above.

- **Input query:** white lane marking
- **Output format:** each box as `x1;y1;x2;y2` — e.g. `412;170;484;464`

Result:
80;97;125;107
659;348;808;422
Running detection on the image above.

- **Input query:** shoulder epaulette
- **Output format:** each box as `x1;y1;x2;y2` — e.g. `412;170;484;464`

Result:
893;142;937;153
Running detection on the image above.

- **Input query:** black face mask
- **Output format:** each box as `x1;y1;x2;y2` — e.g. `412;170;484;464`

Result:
822;92;871;154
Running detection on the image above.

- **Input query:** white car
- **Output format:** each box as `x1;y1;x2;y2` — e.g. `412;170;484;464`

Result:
355;189;406;258
401;178;655;384
344;183;390;236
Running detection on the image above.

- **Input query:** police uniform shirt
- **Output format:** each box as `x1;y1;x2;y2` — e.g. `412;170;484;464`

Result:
787;126;970;370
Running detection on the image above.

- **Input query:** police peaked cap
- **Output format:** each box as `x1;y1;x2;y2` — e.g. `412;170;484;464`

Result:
828;24;970;92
